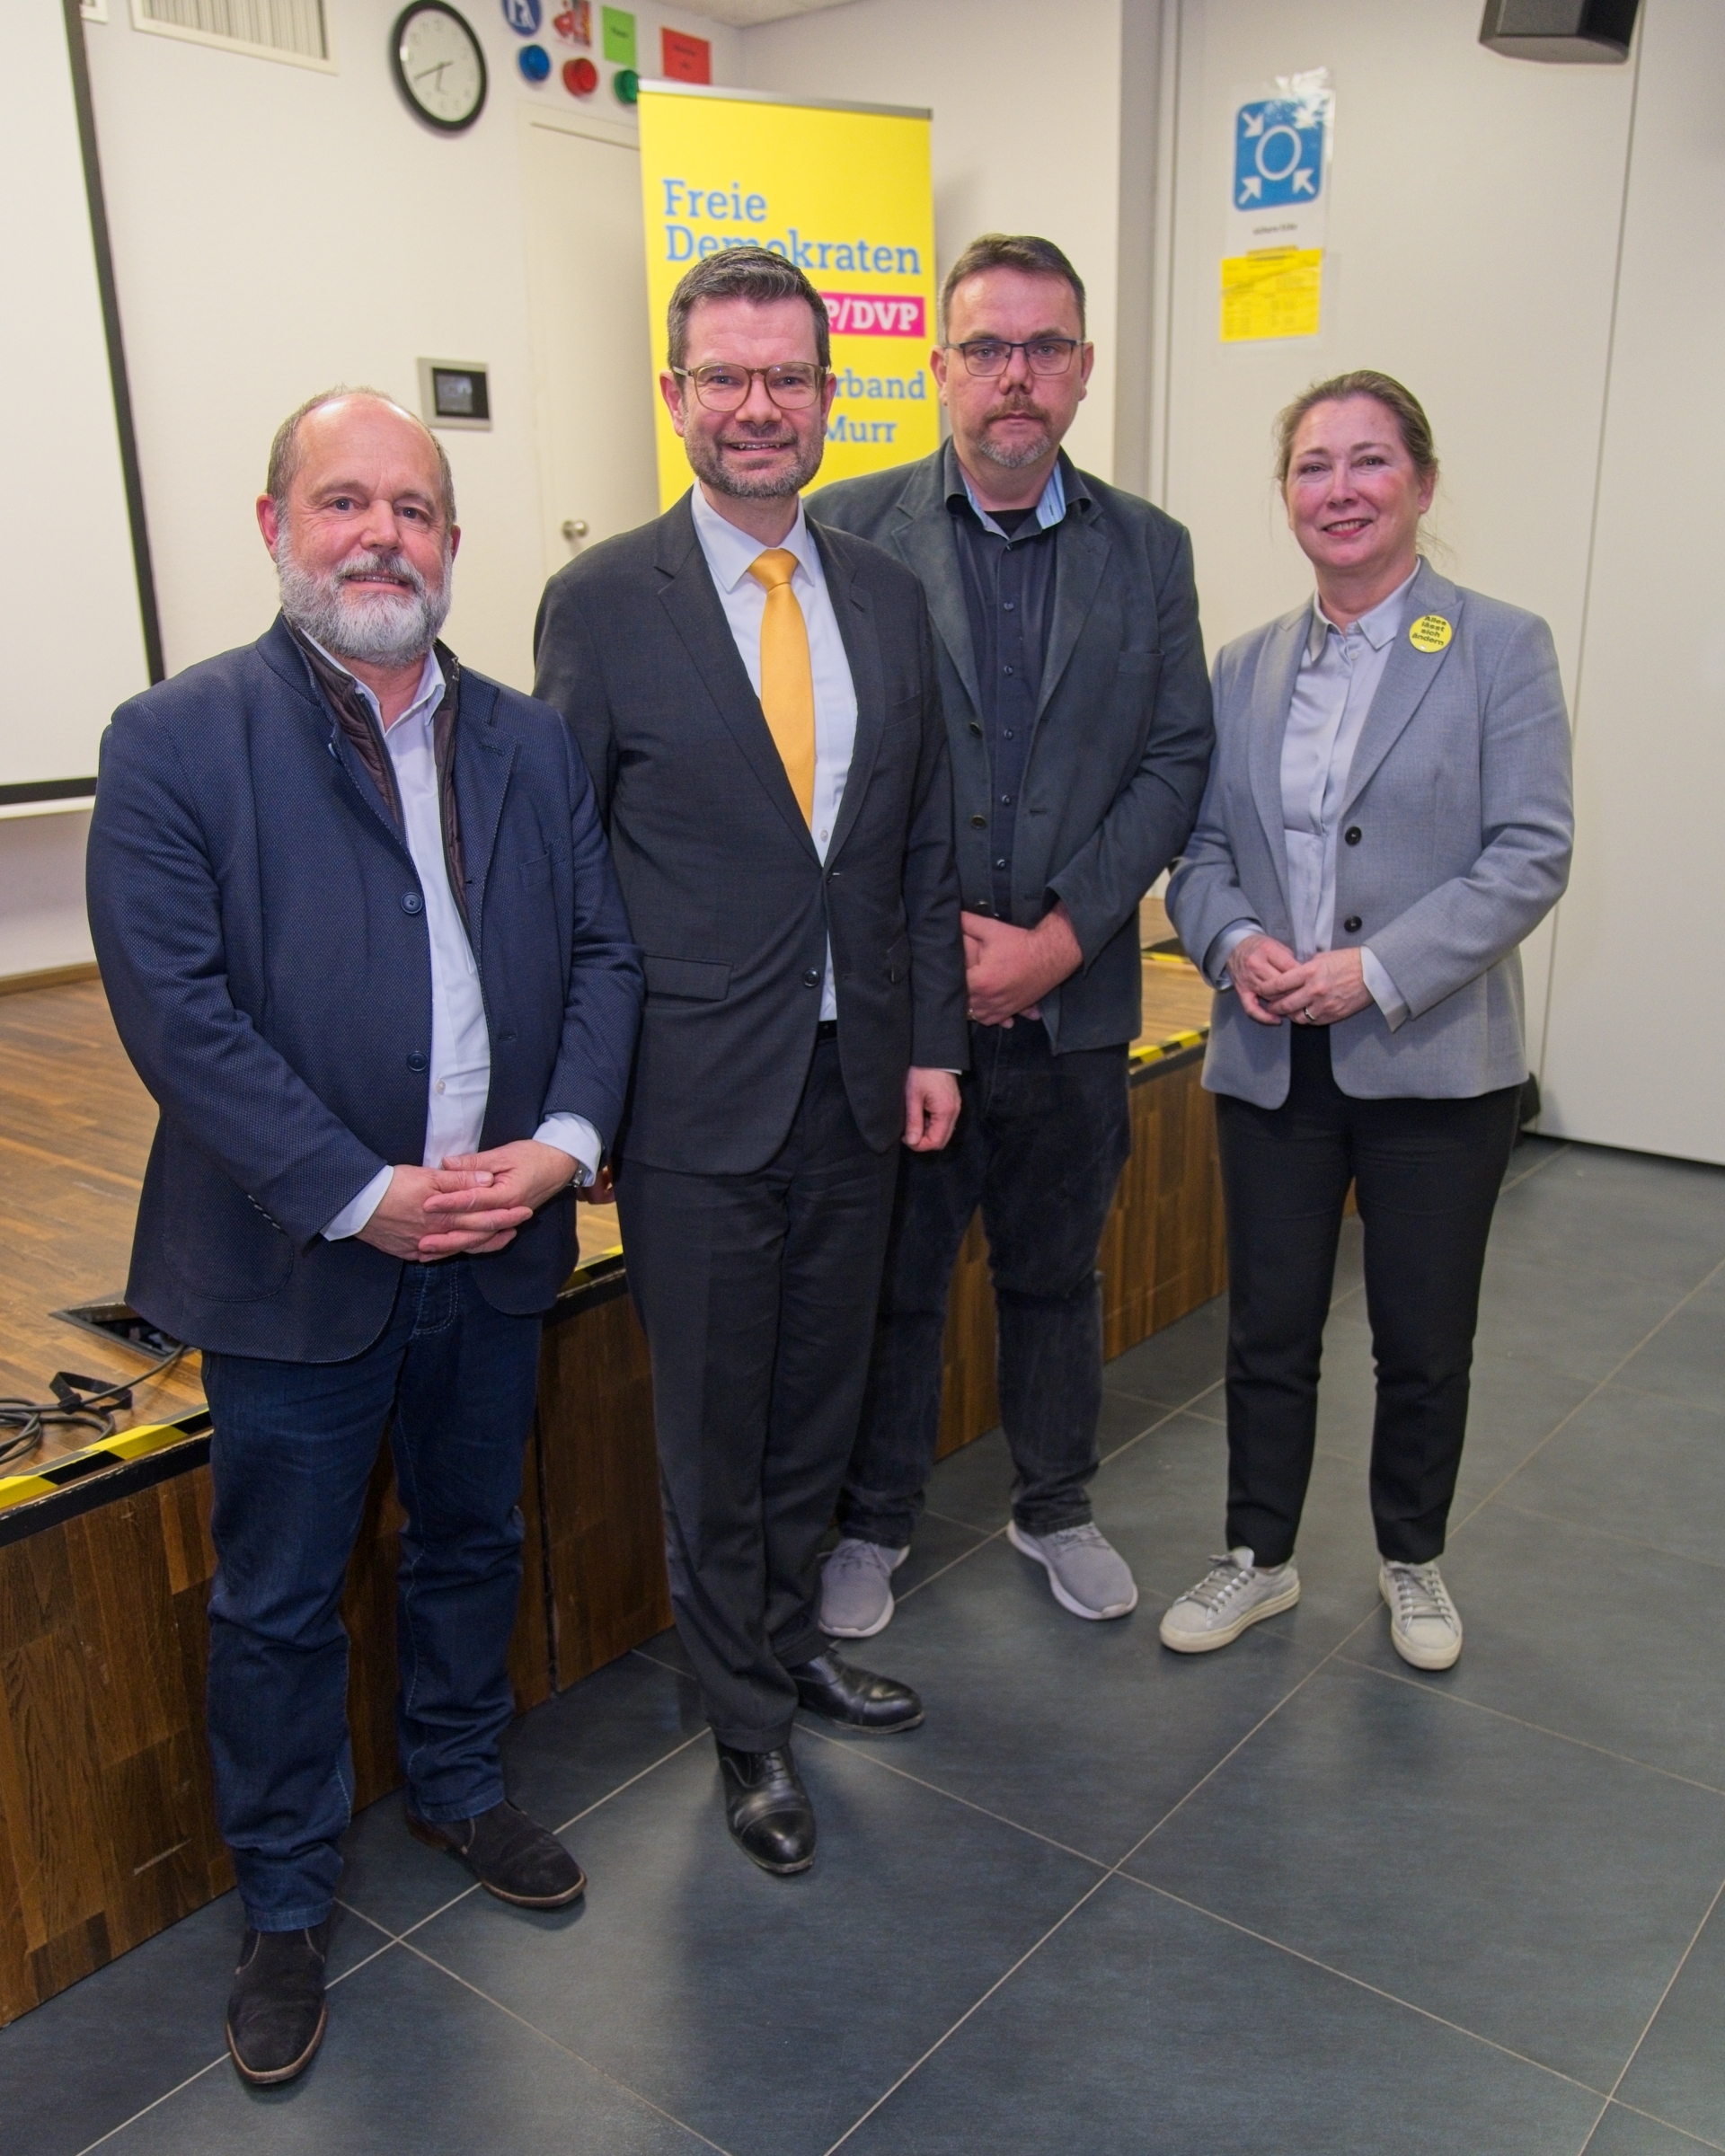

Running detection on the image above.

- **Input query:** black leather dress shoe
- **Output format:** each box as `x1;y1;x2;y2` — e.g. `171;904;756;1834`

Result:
406;1799;587;1907
226;1920;330;2086
790;1648;924;1734
716;1742;817;1874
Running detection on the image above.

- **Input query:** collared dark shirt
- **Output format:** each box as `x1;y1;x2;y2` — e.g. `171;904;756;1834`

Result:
944;442;1081;917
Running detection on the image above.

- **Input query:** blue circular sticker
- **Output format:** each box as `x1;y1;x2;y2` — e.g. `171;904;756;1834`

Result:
500;0;542;37
518;40;551;78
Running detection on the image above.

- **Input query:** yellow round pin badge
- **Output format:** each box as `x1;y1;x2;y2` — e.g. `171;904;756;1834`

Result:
1409;614;1453;654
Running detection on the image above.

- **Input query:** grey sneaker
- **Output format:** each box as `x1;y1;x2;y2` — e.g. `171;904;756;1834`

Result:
1380;1559;1463;1670
819;1537;908;1639
1007;1520;1139;1620
1159;1548;1300;1652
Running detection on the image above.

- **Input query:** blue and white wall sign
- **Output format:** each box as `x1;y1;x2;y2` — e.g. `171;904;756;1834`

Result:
1225;68;1333;256
500;0;542;36
1234;100;1323;208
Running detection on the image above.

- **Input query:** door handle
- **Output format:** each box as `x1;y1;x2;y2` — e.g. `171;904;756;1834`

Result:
561;518;589;543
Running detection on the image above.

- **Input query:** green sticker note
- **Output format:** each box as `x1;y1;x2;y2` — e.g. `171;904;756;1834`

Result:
600;6;635;64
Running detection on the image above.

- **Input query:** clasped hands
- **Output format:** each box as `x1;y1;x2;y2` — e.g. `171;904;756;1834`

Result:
1227;933;1374;1028
962;902;1084;1029
357;1138;580;1261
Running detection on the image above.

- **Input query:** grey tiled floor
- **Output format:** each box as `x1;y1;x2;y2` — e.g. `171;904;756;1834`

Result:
10;1137;1725;2154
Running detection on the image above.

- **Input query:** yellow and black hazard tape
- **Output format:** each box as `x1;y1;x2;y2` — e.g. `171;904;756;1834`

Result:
1130;1027;1207;1073
0;1406;211;1516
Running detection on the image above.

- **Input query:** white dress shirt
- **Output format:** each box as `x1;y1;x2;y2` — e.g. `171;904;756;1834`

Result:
1208;570;1413;1030
321;645;600;1241
688;484;857;1022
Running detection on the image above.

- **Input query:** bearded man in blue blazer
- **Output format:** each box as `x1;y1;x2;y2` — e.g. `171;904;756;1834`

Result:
87;390;641;2087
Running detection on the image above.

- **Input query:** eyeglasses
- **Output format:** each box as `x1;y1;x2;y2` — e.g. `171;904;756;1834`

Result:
673;363;827;412
948;337;1083;378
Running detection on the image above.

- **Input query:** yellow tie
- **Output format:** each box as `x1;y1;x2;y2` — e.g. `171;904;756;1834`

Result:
748;548;816;825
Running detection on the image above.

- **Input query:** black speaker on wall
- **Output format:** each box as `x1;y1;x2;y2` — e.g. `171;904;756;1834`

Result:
1479;0;1639;62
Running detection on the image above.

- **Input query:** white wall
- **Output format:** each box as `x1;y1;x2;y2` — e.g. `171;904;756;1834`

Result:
1536;0;1725;1159
2;0;739;982
740;0;1137;483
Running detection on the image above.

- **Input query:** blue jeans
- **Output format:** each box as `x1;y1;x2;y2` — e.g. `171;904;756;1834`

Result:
200;1258;543;1931
837;1021;1132;1549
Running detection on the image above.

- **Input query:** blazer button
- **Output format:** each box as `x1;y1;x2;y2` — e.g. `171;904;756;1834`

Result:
401;891;424;914
969;813;987;828
969;721;983;737
1344;826;1362;846
406;1050;429;1073
801;968;820;988
1343;915;1363;934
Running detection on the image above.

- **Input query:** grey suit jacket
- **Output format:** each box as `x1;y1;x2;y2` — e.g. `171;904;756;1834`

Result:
810;447;1214;1052
1167;561;1573;1107
532;491;967;1175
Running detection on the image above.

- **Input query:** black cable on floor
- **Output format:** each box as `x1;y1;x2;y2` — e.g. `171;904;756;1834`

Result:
0;1345;188;1471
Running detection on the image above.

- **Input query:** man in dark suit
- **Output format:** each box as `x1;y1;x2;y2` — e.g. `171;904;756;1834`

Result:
87;390;641;2084
534;249;966;1876
811;234;1214;1639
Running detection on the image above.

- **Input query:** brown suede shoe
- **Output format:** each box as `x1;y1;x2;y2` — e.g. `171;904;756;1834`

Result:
406;1799;586;1907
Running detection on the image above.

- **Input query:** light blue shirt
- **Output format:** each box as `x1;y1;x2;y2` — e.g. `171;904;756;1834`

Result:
957;456;1068;538
689;484;859;1022
321;644;600;1242
1208;570;1413;1029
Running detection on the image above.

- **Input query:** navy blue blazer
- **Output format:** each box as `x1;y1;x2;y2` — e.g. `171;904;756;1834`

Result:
86;616;643;1361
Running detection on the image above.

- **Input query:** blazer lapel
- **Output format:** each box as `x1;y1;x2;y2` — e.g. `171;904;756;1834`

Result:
1033;507;1111;725
889;500;982;720
654;497;821;864
817;527;885;864
451;673;515;950
1249;609;1309;923
1338;561;1464;819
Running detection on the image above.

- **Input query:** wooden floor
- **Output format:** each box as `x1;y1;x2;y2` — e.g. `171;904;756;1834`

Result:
0;930;1214;1476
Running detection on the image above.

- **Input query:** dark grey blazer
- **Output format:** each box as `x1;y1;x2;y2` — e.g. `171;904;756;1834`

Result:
1167;561;1574;1106
809;447;1215;1052
533;492;967;1175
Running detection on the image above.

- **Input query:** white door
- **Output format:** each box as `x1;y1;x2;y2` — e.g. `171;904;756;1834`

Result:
522;117;660;579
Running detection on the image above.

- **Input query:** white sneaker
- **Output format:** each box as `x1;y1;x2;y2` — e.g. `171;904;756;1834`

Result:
1159;1548;1300;1653
819;1537;908;1639
1379;1560;1463;1670
1006;1521;1139;1620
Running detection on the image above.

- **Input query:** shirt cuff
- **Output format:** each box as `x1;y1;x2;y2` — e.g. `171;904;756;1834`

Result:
1204;919;1264;990
1360;947;1409;1032
323;1163;394;1242
534;1113;603;1187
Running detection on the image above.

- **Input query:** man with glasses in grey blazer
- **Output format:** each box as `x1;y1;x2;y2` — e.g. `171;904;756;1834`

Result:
812;234;1214;1638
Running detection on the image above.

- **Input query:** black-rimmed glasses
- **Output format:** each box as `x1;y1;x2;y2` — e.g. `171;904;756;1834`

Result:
948;337;1082;377
673;363;827;412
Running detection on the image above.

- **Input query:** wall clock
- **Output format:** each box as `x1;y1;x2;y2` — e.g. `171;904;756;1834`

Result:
392;2;488;133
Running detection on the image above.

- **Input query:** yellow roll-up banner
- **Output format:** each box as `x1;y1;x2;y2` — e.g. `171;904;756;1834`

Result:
637;83;939;510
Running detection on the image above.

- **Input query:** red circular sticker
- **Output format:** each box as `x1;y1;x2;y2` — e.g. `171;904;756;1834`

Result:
563;55;597;93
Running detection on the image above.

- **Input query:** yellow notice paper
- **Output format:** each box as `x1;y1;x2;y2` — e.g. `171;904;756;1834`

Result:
1220;248;1322;342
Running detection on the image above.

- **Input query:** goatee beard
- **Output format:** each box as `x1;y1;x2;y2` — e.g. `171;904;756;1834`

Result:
976;407;1056;471
275;526;451;668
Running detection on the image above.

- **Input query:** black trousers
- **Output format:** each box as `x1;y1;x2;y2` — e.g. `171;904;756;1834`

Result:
615;1038;898;1750
1213;1026;1521;1569
838;1020;1132;1546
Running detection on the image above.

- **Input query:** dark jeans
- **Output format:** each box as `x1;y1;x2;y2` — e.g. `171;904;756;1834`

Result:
1214;1025;1521;1569
838;1019;1132;1549
200;1257;543;1931
616;1038;898;1751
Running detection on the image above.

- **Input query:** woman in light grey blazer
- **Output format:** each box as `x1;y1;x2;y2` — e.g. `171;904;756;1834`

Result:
1162;371;1572;1671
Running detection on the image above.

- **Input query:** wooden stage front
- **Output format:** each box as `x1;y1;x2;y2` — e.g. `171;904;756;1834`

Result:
0;923;1222;2025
